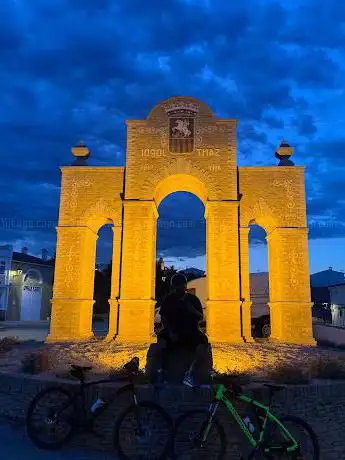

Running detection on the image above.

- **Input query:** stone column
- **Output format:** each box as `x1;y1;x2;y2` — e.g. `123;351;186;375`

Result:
205;201;242;343
116;201;158;343
267;227;315;345
106;225;122;340
48;226;98;342
239;226;254;342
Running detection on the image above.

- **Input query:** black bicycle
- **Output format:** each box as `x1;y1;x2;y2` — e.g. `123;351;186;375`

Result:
26;358;173;459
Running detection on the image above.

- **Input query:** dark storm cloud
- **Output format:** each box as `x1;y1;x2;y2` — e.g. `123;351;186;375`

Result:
291;113;317;137
281;0;345;49
262;114;284;130
0;0;344;260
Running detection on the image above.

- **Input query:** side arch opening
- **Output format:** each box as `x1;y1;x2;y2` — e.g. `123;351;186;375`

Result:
92;221;114;338
248;221;270;339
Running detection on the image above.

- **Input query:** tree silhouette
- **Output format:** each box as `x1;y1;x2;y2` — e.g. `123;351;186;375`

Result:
93;259;178;313
93;268;111;314
155;263;177;307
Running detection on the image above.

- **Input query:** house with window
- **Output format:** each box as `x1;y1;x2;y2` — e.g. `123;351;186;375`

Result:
329;283;345;328
0;245;54;321
310;267;345;323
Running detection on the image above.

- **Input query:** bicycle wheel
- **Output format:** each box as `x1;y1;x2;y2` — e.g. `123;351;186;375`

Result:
173;409;227;460
26;386;76;450
114;400;173;460
247;415;319;460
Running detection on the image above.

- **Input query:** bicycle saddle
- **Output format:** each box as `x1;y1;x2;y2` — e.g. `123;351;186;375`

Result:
264;383;284;393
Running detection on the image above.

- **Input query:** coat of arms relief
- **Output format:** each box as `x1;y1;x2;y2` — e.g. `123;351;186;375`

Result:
135;100;228;158
160;100;199;154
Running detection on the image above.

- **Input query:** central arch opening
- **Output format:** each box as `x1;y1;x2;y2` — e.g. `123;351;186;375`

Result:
154;191;206;334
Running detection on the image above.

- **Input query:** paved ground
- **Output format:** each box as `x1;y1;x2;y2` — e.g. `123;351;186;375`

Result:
0;321;108;341
0;420;117;460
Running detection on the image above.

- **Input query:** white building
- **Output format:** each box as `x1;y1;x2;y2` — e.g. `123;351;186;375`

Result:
0;245;54;321
329;283;345;328
0;245;13;319
186;272;270;337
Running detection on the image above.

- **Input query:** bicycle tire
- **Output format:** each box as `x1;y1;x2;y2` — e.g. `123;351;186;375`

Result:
114;400;173;460
26;386;76;450
247;415;319;460
173;409;227;460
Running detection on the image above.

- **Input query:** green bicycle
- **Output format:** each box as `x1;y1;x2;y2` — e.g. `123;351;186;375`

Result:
173;381;319;459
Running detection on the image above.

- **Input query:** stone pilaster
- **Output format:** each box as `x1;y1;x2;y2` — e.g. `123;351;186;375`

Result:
106;226;122;340
116;201;158;343
267;227;315;345
205;201;242;343
48;225;98;342
239;226;254;342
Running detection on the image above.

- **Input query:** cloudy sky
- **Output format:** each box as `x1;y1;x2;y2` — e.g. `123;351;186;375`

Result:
0;0;345;274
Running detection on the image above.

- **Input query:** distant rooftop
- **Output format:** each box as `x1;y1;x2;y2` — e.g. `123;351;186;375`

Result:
12;252;54;266
310;268;345;288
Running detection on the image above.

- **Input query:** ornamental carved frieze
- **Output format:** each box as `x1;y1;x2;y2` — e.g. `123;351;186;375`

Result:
67;179;92;211
62;246;79;294
140;156;222;200
194;125;228;149
288;248;300;287
273;178;295;210
78;199;121;227
135;126;169;148
247;197;277;231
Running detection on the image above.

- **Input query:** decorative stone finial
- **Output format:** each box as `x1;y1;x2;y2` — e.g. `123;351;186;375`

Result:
275;139;294;166
71;140;90;165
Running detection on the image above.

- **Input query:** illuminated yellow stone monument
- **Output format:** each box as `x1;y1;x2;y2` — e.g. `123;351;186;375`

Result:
48;97;315;346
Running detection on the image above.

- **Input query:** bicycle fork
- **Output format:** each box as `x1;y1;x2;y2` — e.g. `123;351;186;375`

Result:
197;400;220;447
131;388;148;438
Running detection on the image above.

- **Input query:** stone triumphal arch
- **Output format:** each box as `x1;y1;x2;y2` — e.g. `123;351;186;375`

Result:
48;96;315;345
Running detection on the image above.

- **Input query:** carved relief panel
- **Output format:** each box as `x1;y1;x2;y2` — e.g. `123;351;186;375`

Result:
125;96;238;202
239;167;307;230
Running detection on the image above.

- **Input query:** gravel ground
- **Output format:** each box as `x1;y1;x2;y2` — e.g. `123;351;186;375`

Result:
2;339;343;378
1;334;345;380
211;340;345;374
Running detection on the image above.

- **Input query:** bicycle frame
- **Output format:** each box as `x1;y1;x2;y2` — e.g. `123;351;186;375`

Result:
54;376;137;426
203;384;299;455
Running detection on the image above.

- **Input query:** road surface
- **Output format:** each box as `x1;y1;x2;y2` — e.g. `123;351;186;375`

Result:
0;320;108;341
0;419;117;460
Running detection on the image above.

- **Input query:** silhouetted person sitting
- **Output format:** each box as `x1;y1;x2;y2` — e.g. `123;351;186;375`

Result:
155;273;210;384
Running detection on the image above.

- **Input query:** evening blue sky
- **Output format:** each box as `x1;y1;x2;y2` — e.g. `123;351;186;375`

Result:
0;0;344;274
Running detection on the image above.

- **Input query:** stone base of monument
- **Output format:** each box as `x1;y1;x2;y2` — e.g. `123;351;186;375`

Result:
146;343;213;384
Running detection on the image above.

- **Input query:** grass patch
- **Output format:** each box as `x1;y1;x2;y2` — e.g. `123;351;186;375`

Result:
21;351;49;374
266;362;310;385
109;367;150;384
310;357;345;379
55;366;151;384
0;337;19;353
212;369;252;386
